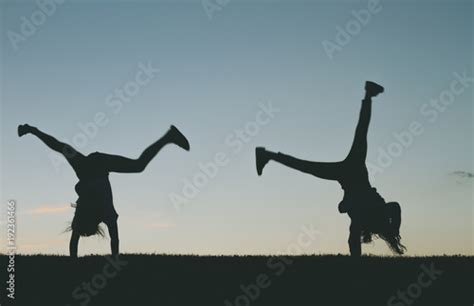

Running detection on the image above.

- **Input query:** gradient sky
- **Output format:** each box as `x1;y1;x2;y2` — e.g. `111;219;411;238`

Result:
0;0;472;256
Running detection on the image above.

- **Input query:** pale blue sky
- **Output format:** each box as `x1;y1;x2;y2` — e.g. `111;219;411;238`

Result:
0;0;472;256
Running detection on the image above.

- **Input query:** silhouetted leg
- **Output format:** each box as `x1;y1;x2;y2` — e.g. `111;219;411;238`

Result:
349;220;362;257
345;97;371;164
99;125;189;173
345;81;384;164
18;124;85;172
106;221;119;256
69;230;80;258
257;148;343;180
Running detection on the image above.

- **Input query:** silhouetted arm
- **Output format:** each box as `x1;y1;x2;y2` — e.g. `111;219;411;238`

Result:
349;221;362;257
106;221;119;256
69;230;80;258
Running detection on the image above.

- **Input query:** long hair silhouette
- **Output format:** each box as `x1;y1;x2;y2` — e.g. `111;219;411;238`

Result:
256;81;406;256
18;124;190;257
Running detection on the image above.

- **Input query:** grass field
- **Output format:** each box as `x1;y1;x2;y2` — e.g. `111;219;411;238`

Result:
0;254;472;306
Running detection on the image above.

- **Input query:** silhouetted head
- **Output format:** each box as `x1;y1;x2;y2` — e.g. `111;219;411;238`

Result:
69;202;104;237
361;202;406;255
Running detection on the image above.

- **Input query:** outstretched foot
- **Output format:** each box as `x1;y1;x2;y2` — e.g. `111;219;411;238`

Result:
365;81;384;98
255;147;270;176
18;124;33;137
168;125;190;151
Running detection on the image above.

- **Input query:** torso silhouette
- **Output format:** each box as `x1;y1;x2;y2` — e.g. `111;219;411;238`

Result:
338;162;386;232
73;152;118;223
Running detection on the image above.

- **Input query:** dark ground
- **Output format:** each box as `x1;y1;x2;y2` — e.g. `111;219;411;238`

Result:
0;254;472;306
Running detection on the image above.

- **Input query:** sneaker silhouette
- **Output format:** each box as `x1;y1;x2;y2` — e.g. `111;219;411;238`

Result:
168;125;190;151
255;147;270;176
365;81;384;97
